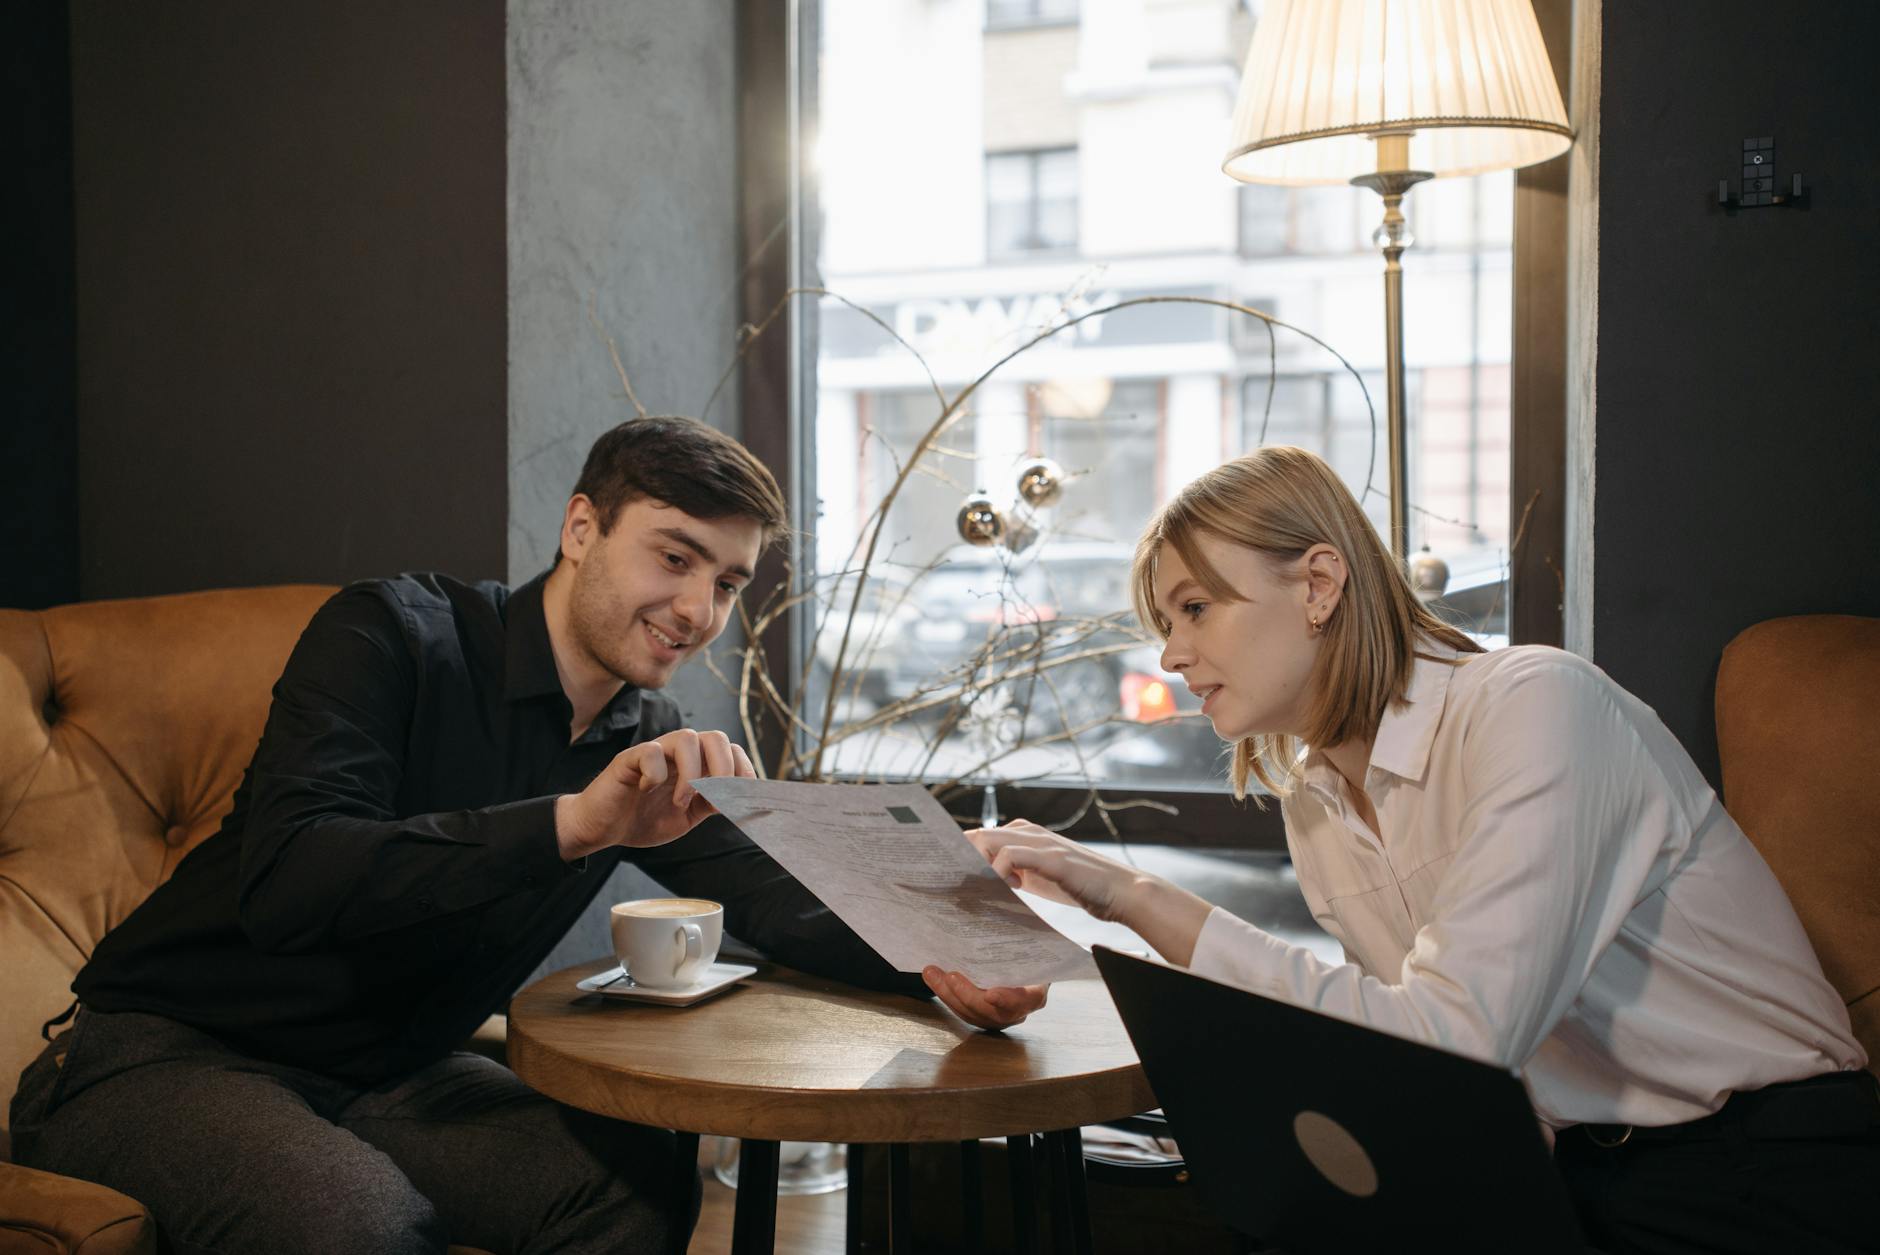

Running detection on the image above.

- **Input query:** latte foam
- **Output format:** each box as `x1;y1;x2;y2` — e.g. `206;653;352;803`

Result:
614;898;719;919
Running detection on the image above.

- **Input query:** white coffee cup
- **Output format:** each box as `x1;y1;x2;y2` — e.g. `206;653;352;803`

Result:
610;898;724;990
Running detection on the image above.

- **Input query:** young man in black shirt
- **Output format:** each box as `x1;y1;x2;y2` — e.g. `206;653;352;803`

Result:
11;417;921;1255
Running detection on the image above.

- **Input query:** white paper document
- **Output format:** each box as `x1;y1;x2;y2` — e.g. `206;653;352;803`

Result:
692;777;1098;987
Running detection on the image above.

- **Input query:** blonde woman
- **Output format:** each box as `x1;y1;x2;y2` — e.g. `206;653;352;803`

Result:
921;446;1877;1255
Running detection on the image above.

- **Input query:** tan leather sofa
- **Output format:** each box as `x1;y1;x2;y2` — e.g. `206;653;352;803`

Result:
0;587;494;1255
1716;613;1880;1074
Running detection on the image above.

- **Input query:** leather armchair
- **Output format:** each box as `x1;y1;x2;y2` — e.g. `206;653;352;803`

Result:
0;587;495;1255
1715;613;1880;1073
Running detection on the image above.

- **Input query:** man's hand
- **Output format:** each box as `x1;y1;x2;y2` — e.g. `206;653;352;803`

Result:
922;966;1048;1032
555;729;756;861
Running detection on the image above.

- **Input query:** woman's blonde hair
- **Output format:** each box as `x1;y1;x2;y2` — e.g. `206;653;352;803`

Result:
1130;446;1481;799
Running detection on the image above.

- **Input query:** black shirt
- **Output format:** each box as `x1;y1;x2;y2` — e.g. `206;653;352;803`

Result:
75;572;921;1083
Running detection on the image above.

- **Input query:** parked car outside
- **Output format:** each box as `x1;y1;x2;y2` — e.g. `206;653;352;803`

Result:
805;566;916;720
1091;640;1228;787
879;541;1141;742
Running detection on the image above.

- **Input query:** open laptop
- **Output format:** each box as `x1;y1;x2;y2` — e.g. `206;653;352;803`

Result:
1092;946;1586;1254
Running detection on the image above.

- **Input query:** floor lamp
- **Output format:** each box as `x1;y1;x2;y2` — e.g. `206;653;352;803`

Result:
1223;0;1572;562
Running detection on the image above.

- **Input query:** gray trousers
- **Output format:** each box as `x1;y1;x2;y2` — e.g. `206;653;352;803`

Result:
9;1008;700;1255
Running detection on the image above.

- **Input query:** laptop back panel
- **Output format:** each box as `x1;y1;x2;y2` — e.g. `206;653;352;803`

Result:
1095;946;1584;1254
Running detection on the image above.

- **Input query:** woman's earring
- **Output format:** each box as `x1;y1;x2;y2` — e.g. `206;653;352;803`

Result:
1309;615;1321;634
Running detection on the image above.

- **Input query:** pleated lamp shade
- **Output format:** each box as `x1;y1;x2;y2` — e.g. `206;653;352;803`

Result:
1224;0;1571;185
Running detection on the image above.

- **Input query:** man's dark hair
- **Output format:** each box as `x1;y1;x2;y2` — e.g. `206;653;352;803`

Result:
564;416;788;558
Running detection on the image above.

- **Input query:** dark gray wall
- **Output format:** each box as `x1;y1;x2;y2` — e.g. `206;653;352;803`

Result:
68;0;508;598
506;0;744;734
505;0;748;980
2;1;78;610
507;0;743;586
1590;2;1880;787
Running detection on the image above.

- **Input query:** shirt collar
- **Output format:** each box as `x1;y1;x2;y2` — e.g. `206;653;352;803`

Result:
503;570;645;740
576;686;644;744
1366;637;1462;783
503;573;564;702
1299;636;1462;796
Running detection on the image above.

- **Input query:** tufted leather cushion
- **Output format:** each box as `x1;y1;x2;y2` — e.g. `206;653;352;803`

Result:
1715;614;1880;1075
0;1159;492;1255
0;1163;155;1255
0;586;336;1130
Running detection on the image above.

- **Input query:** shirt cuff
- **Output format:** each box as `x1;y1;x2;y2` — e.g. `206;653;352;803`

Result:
481;795;585;886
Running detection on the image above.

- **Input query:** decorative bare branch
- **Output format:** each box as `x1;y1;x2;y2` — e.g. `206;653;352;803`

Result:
590;282;1382;848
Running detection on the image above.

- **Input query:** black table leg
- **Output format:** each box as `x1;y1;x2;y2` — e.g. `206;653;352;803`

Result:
672;1130;701;1254
731;1138;780;1255
846;1144;867;1255
1045;1130;1073;1255
1008;1133;1038;1255
1057;1127;1092;1255
961;1138;985;1252
888;1143;913;1255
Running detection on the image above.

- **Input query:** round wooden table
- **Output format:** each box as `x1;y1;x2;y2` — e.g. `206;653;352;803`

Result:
507;960;1154;1254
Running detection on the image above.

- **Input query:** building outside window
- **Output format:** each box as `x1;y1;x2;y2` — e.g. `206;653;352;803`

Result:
985;0;1079;31
1237;183;1291;257
806;0;1514;796
987;148;1079;259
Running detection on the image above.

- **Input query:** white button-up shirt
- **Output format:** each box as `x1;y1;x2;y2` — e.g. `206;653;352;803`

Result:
1187;641;1865;1129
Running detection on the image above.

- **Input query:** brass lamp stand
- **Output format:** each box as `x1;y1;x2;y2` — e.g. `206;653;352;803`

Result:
1220;0;1574;570
1350;133;1432;560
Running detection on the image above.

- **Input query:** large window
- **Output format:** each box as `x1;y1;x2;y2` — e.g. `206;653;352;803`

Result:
801;0;1516;804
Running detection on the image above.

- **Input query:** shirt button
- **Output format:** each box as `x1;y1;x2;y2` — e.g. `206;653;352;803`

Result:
418;895;435;913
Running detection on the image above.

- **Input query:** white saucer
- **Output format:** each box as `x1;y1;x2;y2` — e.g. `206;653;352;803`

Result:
575;962;758;1007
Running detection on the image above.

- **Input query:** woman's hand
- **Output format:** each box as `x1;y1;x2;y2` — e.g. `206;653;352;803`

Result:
966;819;1144;921
967;818;1217;967
922;966;1048;1031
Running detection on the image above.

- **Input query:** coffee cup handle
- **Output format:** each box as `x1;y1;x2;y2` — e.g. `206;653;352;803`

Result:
674;922;705;983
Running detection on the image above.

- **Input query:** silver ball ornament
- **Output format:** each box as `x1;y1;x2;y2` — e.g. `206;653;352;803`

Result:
1014;457;1065;509
1409;546;1450;602
956;493;1006;547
